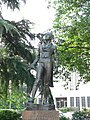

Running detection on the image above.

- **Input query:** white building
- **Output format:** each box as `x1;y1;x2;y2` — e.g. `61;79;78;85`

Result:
50;72;90;110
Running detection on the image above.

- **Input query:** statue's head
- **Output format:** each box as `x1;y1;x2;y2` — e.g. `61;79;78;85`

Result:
43;31;54;41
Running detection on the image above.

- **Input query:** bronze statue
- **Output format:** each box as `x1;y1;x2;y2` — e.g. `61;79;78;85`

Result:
28;32;58;106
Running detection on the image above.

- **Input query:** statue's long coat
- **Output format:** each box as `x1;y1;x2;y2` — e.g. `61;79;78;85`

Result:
36;42;57;87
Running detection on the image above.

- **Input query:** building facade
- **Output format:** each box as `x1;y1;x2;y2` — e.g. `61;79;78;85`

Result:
51;72;90;110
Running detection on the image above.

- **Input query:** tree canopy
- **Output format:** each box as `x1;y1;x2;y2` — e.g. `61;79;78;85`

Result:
52;0;90;83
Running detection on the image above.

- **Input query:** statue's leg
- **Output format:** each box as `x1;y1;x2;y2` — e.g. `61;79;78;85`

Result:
48;88;54;105
43;63;52;104
43;84;50;104
43;85;54;105
30;63;44;102
30;78;40;102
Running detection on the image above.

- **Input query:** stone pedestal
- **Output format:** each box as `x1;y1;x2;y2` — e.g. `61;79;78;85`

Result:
22;110;59;120
25;103;55;110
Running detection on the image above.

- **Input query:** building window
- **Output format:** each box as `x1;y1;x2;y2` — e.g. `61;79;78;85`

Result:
81;96;86;107
76;97;80;109
87;96;90;107
56;97;67;108
70;97;74;107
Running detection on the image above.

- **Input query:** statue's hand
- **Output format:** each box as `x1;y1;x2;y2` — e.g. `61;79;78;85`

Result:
28;63;36;71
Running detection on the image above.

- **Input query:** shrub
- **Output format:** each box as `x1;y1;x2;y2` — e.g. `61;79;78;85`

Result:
59;115;70;120
72;111;86;120
59;107;78;113
0;109;21;120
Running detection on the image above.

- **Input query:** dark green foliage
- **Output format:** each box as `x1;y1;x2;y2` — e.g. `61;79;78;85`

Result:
72;111;86;120
1;19;35;62
0;19;19;35
0;5;36;95
0;48;35;95
59;115;69;120
0;109;21;120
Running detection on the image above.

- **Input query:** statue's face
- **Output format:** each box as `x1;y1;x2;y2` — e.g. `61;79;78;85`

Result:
43;33;52;41
42;32;53;43
43;38;51;43
44;34;50;40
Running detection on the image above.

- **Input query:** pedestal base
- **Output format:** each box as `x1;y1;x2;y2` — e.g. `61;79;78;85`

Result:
22;110;59;120
25;102;55;110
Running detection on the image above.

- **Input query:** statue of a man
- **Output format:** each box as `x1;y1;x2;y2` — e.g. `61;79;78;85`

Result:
28;32;58;105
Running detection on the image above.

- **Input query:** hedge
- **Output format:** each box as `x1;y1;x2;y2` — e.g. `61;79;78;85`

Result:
0;109;22;120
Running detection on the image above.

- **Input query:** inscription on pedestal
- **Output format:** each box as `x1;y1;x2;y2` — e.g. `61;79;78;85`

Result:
22;110;59;120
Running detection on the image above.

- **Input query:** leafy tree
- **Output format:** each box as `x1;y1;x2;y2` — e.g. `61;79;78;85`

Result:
52;0;90;84
1;19;35;62
0;82;27;109
0;47;35;94
0;0;36;100
0;19;36;94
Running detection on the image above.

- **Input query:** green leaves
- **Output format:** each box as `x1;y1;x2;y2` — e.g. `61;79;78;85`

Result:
0;19;19;37
53;0;90;83
0;19;18;33
0;39;35;98
1;19;35;62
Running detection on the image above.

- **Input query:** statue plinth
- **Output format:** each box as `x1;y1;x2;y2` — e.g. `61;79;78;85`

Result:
22;110;59;120
25;102;55;110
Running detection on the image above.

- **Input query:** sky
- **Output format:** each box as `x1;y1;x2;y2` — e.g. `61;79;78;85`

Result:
2;0;55;33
